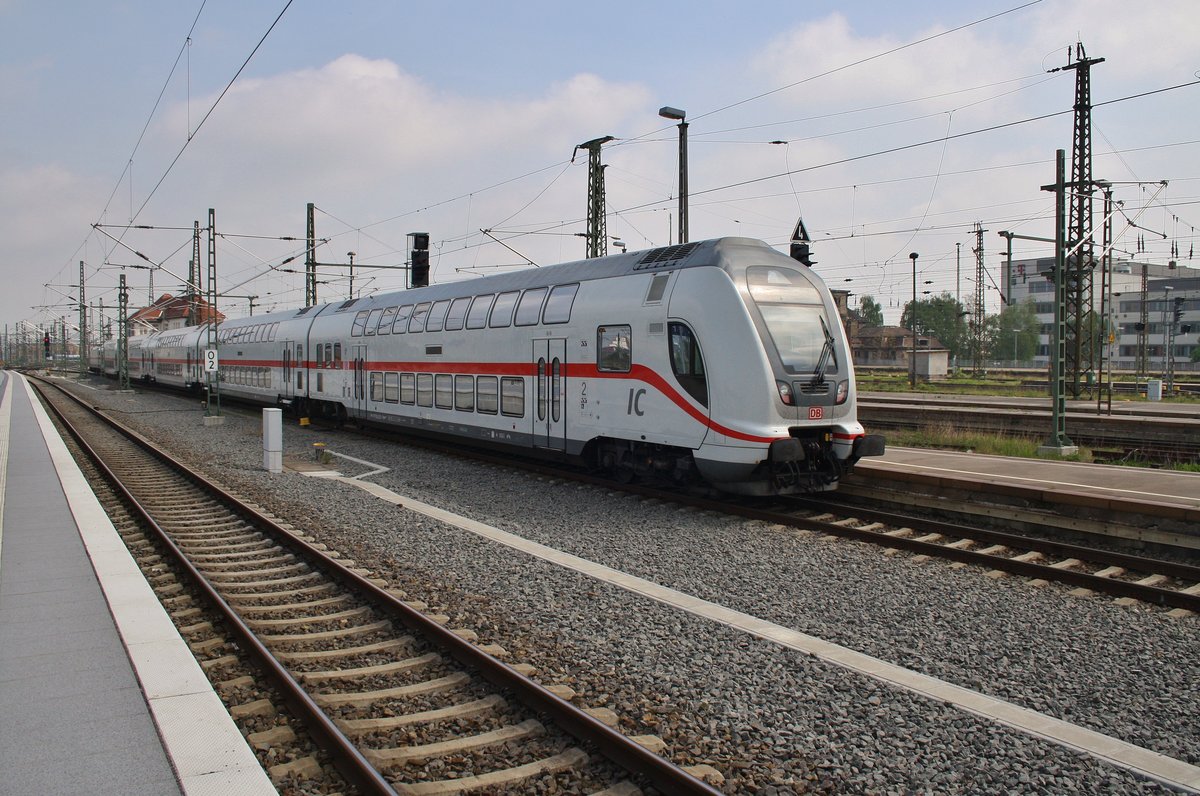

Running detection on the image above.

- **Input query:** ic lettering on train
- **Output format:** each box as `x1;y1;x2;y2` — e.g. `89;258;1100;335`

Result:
627;387;646;416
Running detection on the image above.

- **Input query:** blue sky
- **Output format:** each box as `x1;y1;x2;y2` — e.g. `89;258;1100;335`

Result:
2;0;1198;330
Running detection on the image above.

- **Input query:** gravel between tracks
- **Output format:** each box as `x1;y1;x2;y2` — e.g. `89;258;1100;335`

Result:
79;377;1198;795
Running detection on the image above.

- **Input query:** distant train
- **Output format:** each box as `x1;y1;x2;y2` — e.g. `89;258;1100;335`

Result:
93;237;884;494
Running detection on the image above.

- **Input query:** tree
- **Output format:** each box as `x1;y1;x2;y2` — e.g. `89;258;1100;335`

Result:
901;292;969;362
986;299;1041;363
858;295;884;327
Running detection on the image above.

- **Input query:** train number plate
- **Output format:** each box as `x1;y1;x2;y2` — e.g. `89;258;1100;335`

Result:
808;406;823;420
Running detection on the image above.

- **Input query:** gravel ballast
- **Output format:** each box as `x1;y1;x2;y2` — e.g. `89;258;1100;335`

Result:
69;377;1199;794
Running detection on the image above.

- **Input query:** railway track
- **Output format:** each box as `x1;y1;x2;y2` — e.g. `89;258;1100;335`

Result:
31;377;722;795
286;396;1200;613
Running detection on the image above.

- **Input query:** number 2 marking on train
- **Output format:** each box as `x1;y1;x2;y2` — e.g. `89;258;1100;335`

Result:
627;387;646;416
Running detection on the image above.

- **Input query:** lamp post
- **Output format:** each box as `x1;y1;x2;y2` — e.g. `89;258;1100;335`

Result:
909;252;919;389
347;251;356;299
659;106;688;245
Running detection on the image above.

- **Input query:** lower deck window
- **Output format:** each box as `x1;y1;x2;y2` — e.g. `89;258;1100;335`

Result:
400;373;415;404
477;376;498;414
455;375;474;411
384;372;399;403
435;374;453;409
370;372;385;402
416;373;433;407
501;376;524;417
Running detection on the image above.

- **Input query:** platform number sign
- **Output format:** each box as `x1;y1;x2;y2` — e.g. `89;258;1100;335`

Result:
204;348;219;373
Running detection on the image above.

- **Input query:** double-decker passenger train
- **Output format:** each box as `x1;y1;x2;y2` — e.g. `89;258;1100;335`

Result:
93;237;884;494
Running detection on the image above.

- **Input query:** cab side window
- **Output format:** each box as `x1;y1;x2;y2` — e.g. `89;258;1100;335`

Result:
597;325;632;373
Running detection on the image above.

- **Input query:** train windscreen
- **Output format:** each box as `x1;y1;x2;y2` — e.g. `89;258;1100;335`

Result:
746;265;839;375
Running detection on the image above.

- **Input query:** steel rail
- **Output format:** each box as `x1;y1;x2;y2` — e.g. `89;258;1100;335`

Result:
32;380;398;795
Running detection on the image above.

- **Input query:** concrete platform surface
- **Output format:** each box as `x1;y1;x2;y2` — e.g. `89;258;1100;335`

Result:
0;370;275;796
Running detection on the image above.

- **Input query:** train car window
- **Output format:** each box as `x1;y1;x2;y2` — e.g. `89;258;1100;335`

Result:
466;294;494;329
597;325;632;372
668;322;708;408
746;265;822;305
365;308;384;336
384;372;399;403
378;306;397;335
454;375;474;411
269;322;278;341
500;377;525;417
409;302;431;333
297;371;304;389
536;357;546;421
444;297;470;331
645;274;669;304
416;373;433;407
317;372;324;392
325;343;334;366
333;343;342;365
543;283;579;324
296;343;304;362
370;372;385;402
392;304;413;334
426;300;451;332
515;288;548;326
400;373;415;404
476;376;498;414
489;291;519;328
435;374;453;409
552;357;562;422
352;310;370;337
315;345;325;367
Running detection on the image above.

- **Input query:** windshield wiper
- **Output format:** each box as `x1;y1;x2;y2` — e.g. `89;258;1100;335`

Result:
812;316;837;386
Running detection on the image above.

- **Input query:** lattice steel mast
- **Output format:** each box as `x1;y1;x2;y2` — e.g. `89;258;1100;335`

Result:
574;136;615;259
1049;42;1104;397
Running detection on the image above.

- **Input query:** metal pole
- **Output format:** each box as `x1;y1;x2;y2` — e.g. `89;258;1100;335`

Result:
78;260;88;376
910;252;919;389
659;106;688;245
1041;149;1074;453
678;119;688;245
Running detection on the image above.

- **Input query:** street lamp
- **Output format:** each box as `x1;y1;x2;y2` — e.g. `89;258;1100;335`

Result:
659;106;688;245
909;252;919;389
347;251;356;299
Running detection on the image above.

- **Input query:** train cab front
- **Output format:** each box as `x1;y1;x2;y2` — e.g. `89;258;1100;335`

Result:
744;258;886;491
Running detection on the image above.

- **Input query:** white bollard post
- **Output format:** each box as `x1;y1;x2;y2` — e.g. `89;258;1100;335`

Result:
263;408;283;473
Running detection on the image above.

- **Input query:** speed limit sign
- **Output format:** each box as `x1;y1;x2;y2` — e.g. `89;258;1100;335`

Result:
204;348;219;373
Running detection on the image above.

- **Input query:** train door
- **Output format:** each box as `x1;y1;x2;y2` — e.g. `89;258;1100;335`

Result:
281;340;294;401
533;338;566;451
352;343;368;416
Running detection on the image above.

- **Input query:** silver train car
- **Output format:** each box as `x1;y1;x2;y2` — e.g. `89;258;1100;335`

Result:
93;237;884;494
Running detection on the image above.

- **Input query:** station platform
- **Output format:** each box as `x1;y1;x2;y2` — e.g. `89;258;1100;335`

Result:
0;371;274;795
857;446;1200;512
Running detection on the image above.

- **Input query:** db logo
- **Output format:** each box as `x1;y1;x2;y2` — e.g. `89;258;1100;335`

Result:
808;406;823;420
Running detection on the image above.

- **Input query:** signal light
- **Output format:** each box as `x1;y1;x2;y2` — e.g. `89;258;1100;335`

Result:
411;249;429;288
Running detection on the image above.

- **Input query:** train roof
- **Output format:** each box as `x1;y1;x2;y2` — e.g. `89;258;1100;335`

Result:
206;236;805;328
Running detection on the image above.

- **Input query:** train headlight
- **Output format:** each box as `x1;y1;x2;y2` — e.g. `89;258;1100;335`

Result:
835;379;849;405
776;380;795;406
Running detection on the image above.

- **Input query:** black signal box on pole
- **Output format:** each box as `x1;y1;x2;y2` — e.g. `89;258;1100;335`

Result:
410;232;430;288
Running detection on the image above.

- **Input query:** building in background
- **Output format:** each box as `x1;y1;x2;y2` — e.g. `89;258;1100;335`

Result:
1003;258;1198;373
